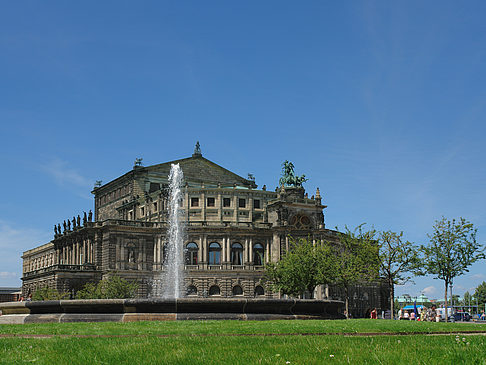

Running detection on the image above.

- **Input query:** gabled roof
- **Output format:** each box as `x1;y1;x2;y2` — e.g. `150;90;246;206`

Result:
146;155;256;188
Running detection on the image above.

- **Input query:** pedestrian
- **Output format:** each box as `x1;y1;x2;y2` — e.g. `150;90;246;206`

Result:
370;308;377;319
410;311;416;321
428;306;437;322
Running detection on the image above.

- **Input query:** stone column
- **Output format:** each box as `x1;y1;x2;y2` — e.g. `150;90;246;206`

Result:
226;236;231;262
116;238;120;269
201;190;206;221
201;234;207;268
249;237;253;265
198;235;203;267
153;238;158;270
243;238;248;266
222;237;227;266
272;232;280;262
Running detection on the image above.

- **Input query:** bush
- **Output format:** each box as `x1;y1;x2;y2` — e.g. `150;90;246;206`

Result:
32;287;70;301
76;274;139;299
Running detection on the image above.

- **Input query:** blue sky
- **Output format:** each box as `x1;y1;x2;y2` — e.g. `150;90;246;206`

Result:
1;1;485;299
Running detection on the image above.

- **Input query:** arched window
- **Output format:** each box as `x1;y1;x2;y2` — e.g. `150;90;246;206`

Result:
209;285;220;296
187;285;197;296
254;285;265;297
208;242;221;265
253;243;264;266
231;242;243;265
232;285;243;296
185;242;198;265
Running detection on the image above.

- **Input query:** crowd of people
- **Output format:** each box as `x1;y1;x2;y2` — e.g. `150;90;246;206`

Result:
397;305;437;321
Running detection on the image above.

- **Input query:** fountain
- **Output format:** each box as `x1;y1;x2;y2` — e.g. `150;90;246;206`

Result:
156;163;185;298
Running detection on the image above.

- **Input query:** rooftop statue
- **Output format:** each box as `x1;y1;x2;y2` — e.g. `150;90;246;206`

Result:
193;141;202;156
134;158;143;167
279;160;308;187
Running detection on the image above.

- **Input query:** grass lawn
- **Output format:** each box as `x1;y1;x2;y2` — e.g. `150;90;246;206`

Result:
0;320;485;364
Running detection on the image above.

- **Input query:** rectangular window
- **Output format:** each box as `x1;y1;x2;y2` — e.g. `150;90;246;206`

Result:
223;198;231;207
239;198;246;208
207;197;215;207
153;202;158;211
254;199;261;209
191;197;199;207
140;207;145;216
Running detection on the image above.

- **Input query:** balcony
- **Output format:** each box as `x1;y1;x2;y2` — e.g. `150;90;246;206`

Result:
23;263;98;279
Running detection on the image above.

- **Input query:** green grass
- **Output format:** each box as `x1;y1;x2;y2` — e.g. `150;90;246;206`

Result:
0;319;484;336
0;320;485;364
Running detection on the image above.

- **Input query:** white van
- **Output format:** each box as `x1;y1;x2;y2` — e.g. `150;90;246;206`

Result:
436;307;453;321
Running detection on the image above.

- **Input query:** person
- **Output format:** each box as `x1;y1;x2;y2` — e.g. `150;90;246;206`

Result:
410;311;416;321
398;308;403;320
480;311;486;321
26;293;32;301
428;306;437;322
403;310;410;320
420;308;426;322
370;308;377;319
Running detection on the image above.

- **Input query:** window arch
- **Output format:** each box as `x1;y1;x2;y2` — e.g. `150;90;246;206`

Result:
209;285;220;296
231;242;243;265
254;285;265;297
186;285;197;296
232;285;243;296
185;242;198;265
208;242;221;265
253;243;264;266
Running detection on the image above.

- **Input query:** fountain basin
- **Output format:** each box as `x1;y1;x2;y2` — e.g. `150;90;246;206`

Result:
0;298;345;324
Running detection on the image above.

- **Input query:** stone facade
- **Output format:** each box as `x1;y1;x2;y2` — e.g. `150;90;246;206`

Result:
21;147;389;317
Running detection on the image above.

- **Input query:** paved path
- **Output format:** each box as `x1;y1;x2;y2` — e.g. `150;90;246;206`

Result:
1;331;486;339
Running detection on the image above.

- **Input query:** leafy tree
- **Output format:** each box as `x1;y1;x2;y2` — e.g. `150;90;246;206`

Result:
421;217;485;322
377;230;421;318
333;225;380;319
32;287;70;301
76;274;139;299
462;291;473;307
264;237;335;298
473;281;486;306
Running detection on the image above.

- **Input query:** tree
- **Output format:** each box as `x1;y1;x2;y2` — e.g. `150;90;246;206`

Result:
333;225;380;319
462;291;473;307
76;274;139;299
377;230;420;319
32;287;70;301
473;281;486;306
421;217;485;322
264;237;335;298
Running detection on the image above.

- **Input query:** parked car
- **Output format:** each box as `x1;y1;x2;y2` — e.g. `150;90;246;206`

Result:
449;312;471;322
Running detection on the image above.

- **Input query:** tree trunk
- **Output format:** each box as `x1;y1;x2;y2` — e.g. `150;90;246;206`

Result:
389;279;394;320
345;286;349;319
444;280;449;323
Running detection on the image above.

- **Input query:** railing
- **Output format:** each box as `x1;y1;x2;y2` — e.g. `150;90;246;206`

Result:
23;263;98;278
